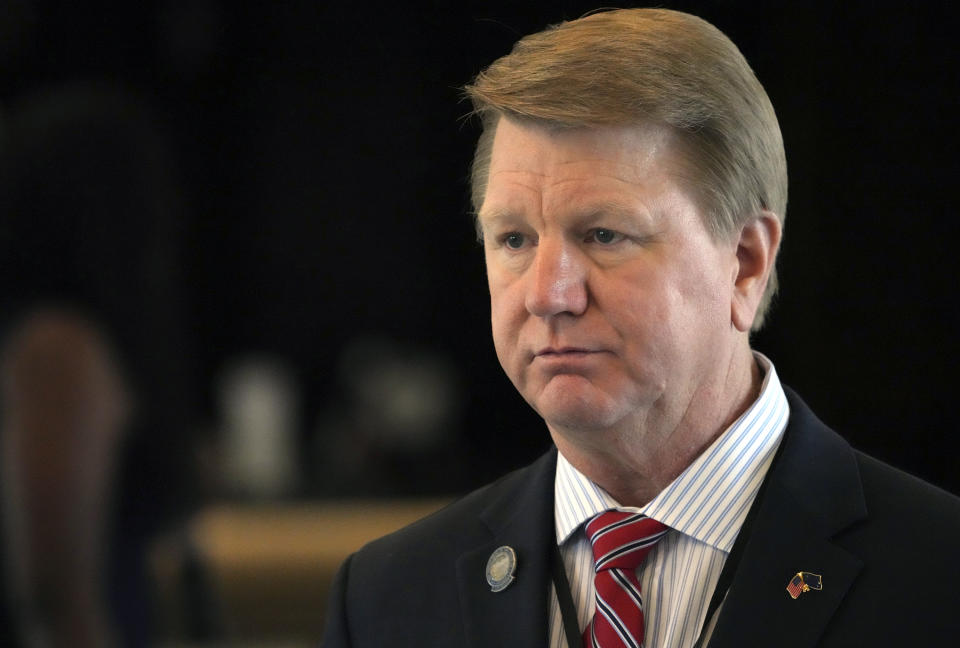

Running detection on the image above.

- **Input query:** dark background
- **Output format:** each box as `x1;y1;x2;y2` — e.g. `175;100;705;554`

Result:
1;0;957;524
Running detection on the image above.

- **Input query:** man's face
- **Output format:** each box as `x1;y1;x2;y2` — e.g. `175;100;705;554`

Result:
479;118;740;440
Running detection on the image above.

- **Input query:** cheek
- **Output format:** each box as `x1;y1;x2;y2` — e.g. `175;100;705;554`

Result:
603;272;673;339
608;264;721;356
669;263;734;346
487;278;522;362
489;301;528;393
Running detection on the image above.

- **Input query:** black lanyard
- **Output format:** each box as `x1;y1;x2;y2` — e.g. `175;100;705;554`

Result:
550;541;584;648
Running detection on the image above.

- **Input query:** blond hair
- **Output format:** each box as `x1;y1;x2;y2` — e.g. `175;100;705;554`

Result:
465;8;787;329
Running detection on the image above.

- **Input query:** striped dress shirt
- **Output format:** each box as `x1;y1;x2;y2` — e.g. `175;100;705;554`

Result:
548;354;790;648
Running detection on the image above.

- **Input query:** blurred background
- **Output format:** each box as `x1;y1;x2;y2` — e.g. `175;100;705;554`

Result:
0;1;956;645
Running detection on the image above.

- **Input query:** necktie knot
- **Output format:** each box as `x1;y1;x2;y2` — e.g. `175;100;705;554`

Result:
586;510;669;573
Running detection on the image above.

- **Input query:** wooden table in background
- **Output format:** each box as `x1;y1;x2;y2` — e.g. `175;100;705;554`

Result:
151;499;450;644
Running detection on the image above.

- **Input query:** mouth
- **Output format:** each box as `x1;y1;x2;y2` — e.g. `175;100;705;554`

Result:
534;346;599;357
530;346;605;372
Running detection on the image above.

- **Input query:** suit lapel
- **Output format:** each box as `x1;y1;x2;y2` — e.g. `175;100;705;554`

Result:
457;449;557;648
707;388;867;648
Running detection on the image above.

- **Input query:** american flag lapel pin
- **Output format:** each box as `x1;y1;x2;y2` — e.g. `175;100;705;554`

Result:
786;571;823;599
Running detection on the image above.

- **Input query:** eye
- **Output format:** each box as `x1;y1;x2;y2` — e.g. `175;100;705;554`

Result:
589;228;624;245
503;232;526;249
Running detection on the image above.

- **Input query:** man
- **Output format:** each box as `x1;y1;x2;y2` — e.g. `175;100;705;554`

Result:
322;8;960;647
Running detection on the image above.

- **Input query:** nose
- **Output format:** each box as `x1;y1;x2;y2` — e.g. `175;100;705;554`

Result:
524;238;588;317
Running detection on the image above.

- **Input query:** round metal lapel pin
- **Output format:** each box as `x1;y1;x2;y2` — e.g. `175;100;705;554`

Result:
485;546;517;592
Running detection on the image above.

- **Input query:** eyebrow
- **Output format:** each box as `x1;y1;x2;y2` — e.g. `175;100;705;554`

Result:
476;206;515;224
578;201;646;224
475;208;516;240
478;201;643;223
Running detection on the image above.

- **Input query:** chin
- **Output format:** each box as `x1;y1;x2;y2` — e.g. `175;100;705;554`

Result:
542;410;617;433
529;380;636;433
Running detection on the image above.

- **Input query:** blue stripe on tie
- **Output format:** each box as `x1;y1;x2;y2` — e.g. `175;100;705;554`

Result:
596;595;641;648
589;513;646;542
610;569;644;610
596;529;669;569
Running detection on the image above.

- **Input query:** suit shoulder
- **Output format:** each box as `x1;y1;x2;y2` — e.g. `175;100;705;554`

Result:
853;450;960;525
834;451;960;578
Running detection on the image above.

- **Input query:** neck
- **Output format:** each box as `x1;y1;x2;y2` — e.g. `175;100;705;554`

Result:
551;345;762;507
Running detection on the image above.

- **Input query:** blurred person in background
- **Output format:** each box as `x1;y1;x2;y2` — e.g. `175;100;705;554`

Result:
0;310;130;647
322;8;960;647
0;82;201;645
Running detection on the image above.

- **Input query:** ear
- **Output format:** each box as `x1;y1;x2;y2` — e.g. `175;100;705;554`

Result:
731;210;782;332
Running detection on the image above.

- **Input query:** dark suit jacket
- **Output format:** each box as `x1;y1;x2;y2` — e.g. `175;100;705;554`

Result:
321;389;960;646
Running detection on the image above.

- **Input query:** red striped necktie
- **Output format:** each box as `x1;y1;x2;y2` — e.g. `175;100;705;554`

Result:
583;510;670;648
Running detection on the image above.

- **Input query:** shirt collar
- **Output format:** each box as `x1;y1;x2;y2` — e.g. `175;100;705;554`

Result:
554;352;790;552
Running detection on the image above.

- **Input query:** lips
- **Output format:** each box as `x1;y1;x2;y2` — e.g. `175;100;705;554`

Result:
529;346;607;374
534;346;599;357
532;346;605;361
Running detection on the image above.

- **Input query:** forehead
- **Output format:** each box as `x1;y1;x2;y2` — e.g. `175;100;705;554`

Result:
490;118;674;168
481;118;682;215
